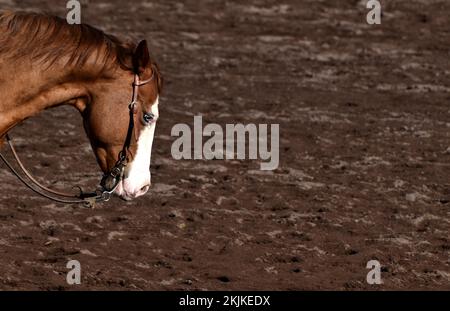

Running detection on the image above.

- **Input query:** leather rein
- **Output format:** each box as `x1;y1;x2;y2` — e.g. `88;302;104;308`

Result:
0;72;154;208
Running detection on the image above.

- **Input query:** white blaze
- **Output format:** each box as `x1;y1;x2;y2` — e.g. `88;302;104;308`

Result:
117;97;159;200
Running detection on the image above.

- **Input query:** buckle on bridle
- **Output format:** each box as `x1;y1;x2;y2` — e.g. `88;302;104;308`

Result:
110;166;122;178
101;161;125;193
129;102;138;113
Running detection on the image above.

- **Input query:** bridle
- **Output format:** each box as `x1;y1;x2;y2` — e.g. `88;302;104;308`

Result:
0;72;155;208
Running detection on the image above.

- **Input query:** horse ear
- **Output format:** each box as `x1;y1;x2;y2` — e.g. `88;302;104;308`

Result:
133;40;150;74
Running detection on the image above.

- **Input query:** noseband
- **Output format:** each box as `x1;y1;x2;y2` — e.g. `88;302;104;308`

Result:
0;72;154;208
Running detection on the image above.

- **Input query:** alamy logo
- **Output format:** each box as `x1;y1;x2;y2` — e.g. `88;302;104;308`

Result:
366;0;381;25
366;260;382;285
66;260;81;285
66;0;81;25
171;116;280;170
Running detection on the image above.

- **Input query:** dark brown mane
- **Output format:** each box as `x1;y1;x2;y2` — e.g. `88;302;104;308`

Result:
0;11;136;73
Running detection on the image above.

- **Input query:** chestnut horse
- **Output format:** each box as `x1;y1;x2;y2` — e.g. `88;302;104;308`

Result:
0;12;162;202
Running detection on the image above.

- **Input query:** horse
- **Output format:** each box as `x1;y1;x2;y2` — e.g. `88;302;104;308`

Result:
0;11;163;203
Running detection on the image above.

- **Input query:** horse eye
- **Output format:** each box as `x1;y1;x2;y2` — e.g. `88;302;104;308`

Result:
143;112;155;124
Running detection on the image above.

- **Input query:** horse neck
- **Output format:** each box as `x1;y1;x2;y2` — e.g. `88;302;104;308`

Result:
0;61;124;138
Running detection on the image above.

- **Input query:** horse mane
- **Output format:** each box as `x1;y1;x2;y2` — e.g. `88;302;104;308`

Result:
0;11;137;74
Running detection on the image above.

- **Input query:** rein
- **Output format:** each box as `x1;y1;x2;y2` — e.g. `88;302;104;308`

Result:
0;73;154;208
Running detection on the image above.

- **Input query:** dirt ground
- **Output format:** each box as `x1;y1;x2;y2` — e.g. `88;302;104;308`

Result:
0;0;449;290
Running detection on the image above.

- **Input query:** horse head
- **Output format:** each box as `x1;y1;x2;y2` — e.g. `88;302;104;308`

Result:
83;40;162;201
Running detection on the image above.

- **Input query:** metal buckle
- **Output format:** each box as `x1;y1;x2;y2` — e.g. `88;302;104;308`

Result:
83;197;97;209
101;191;112;202
110;166;122;178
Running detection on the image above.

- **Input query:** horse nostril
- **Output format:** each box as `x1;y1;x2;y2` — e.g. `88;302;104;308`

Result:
140;184;150;193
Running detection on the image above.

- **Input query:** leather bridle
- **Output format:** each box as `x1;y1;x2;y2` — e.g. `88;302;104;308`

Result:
0;72;154;208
